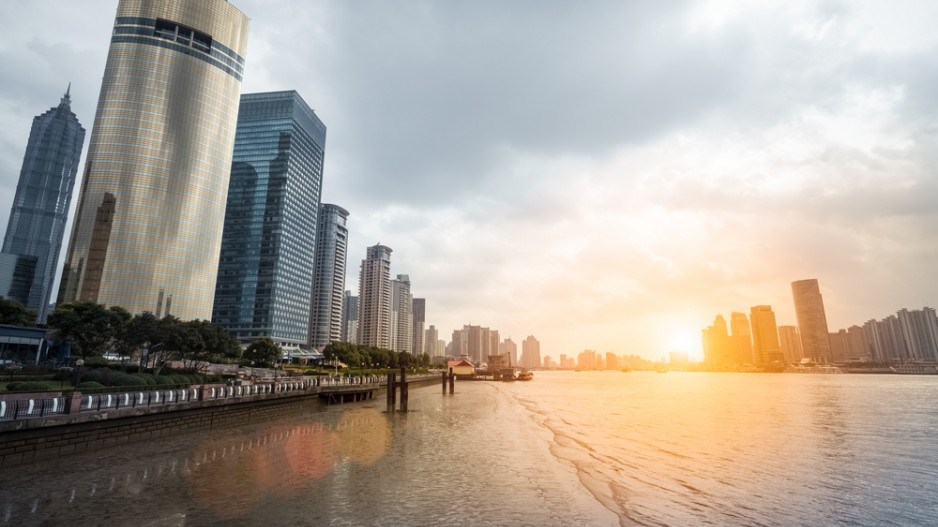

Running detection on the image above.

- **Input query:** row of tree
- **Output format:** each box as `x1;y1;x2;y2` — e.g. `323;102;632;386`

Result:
46;301;282;369
323;341;431;371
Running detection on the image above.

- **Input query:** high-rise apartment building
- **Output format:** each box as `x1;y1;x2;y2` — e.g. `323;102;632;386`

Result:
792;279;833;363
358;244;392;349
212;91;325;348
308;204;349;348
750;305;783;364
777;325;803;363
897;308;938;362
390;274;413;353
412;297;426;356
522;335;541;369
2;88;84;322
59;0;249;320
500;337;518;366
341;291;358;345
424;324;439;356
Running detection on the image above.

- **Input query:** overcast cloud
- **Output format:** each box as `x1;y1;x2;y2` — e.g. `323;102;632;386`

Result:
1;0;936;359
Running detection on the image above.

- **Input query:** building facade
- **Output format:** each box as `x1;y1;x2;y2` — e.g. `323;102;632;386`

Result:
212;91;326;348
390;274;413;353
791;279;833;363
412;297;425;357
750;305;783;364
521;335;541;369
357;244;392;349
2;88;84;322
341;290;358;345
730;312;753;365
308;204;349;348
59;0;250;320
777;325;803;363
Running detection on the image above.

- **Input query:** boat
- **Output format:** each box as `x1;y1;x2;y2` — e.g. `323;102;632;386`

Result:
517;369;533;381
890;363;938;375
500;368;517;382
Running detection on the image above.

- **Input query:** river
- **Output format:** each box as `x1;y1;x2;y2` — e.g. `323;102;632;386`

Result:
1;371;936;526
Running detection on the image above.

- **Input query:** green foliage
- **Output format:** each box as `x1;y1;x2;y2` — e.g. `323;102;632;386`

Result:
111;373;147;388
322;342;429;372
243;338;280;368
6;381;49;392
155;375;176;386
0;298;36;326
83;356;109;368
47;301;131;358
77;381;106;390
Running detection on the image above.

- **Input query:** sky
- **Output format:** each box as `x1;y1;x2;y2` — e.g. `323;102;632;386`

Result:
0;0;936;361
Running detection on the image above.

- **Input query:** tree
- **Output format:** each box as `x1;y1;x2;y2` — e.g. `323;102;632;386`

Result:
0;298;36;326
48;301;131;358
244;338;280;368
192;320;241;363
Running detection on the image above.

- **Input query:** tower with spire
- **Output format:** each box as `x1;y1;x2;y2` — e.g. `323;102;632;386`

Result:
1;85;85;322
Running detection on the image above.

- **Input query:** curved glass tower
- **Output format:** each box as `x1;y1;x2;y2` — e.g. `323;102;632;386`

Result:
59;0;249;320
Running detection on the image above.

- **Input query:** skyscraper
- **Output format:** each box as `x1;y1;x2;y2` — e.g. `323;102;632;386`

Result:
702;315;732;368
59;0;249;320
425;324;439;356
729;312;753;365
212;91;326;348
2;88;84;322
412;297;426;357
777;325;803;363
792;279;833;363
308;204;349;349
341;290;358;345
522;335;541;369
500;337;518;366
390;274;413;353
358;244;392;349
750;305;783;364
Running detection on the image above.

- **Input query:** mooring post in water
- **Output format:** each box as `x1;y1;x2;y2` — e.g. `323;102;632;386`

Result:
387;371;396;412
448;367;455;394
442;369;447;394
400;366;408;412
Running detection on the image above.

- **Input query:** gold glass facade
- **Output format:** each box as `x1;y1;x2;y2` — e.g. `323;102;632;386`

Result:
59;0;249;320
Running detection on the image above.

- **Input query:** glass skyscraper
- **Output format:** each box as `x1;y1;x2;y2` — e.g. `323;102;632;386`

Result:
308;203;349;349
791;279;833;363
213;91;326;348
2;88;84;322
59;0;249;320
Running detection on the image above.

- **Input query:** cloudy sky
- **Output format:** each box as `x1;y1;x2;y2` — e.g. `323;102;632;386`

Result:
1;0;936;361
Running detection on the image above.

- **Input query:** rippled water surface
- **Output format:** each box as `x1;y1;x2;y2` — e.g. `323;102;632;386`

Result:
1;372;936;526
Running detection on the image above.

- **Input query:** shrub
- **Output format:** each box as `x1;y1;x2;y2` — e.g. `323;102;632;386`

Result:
82;368;108;385
135;373;157;386
77;381;106;390
155;375;176;386
111;373;147;388
83;356;110;368
6;381;49;392
170;374;190;385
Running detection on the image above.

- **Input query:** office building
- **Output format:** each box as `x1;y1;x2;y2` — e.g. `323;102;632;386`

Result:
59;0;250;320
358;244;392;349
2;88;84;322
0;254;37;307
730;312;753;365
425;324;439;356
212;91;326;348
750;305;783;364
308;204;349;348
792;279;833;363
702;315;732;368
341;291;358;345
777;325;803;363
500;337;518;366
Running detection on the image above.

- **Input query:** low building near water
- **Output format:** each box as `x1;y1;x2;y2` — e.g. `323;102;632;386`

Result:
447;359;475;376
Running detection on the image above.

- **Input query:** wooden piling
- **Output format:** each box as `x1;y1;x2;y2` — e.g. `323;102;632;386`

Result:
387;372;396;412
400;367;408;412
442;369;447;394
448;367;455;394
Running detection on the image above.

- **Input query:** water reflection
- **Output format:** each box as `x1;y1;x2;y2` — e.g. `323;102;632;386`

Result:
0;406;393;524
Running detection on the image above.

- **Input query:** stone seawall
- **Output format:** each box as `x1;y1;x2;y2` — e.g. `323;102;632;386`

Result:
0;392;323;469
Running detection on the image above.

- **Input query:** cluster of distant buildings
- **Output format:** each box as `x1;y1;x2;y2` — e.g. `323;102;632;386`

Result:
0;0;539;366
701;279;938;368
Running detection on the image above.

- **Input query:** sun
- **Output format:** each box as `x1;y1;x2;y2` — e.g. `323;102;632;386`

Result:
667;330;699;358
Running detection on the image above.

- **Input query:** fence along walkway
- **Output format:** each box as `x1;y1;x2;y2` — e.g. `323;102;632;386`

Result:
0;374;436;423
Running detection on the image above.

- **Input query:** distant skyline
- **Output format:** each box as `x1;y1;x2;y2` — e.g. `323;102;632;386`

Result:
1;1;937;360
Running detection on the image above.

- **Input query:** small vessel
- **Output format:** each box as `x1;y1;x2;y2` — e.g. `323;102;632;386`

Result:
500;368;517;382
890;363;938;375
517;369;533;381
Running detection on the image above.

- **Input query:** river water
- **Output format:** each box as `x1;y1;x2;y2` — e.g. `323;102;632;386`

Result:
1;372;936;526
